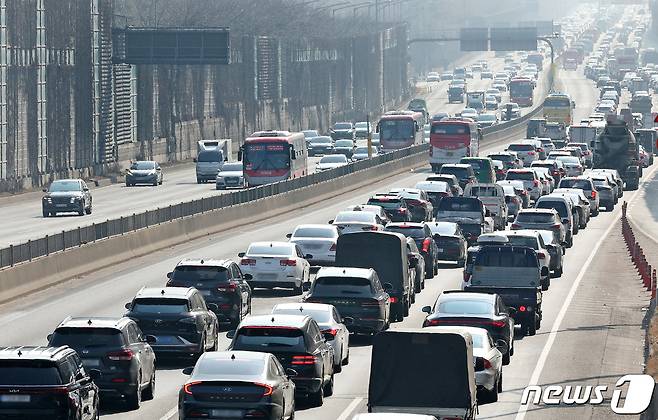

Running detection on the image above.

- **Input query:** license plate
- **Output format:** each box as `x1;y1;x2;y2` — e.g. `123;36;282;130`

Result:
0;395;30;403
82;358;101;367
211;409;243;417
438;248;444;252
56;204;68;208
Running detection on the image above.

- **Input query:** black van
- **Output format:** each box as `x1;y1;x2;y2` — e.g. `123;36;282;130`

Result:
336;232;413;322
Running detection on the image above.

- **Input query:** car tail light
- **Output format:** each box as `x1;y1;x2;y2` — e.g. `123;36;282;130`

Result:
399;208;408;213
254;383;273;397
591;190;597;199
422;238;431;253
528;151;536;155
291;355;317;365
241;258;256;266
322;329;338;337
533;180;539;186
511;223;521;229
329;243;336;251
552;223;562;229
389;296;398;303
362;225;379;231
107;349;134;361
183;381;202;395
111;378;128;383
280;259;297;266
423;318;441;327
217;282;238;292
490;320;506;328
519;305;527;312
538;253;545;259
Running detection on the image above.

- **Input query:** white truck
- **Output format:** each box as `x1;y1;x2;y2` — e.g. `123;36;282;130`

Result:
195;139;232;184
464;183;508;231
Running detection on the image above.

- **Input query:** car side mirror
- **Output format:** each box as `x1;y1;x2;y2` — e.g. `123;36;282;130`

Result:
46;334;53;342
124;302;131;310
42;187;48;192
88;369;102;381
226;330;236;339
305;254;313;260
182;367;194;375
495;339;509;354
193;158;197;163
508;307;517;315
382;282;393;292
166;272;173;279
286;233;292;239
541;266;549;277
422;305;432;314
328;220;334;224
207;303;219;312
323;332;336;341
243;273;253;280
342;316;355;326
238;252;246;258
83;187;89;192
285;368;298;378
144;335;157;344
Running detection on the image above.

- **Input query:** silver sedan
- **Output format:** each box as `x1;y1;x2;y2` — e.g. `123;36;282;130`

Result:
286;224;339;266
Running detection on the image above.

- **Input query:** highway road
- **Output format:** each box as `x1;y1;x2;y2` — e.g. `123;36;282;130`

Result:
0;62;651;420
0;52;546;249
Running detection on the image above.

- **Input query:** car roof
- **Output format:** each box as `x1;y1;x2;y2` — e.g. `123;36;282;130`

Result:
239;314;311;329
293;224;336;231
190;351;269;382
442;164;472;169
272;303;333;314
518;208;558;214
135;287;195;299
56;317;131;330
438;291;496;303
175;258;232;268
317;266;375;278
0;346;74;361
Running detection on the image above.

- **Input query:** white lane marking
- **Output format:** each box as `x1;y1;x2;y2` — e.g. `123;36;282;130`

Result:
514;170;651;420
336;397;365;420
158;406;177;420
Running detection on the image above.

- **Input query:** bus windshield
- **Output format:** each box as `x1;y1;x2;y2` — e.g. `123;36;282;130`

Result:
544;97;570;107
510;82;532;97
380;119;415;141
244;143;291;171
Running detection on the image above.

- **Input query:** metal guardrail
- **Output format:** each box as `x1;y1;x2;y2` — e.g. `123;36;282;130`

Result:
0;144;429;269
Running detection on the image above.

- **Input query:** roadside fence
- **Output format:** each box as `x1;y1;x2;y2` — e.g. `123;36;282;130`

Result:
621;201;657;300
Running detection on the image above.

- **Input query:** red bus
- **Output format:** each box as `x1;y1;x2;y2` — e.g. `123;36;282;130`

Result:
429;118;480;173
239;131;307;186
509;78;534;107
377;111;424;151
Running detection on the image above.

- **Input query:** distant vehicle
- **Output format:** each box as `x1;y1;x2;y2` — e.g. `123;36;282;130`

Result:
461;108;478;120
448;84;466;103
564;58;578;70
166;259;252;328
238;242;311;293
377;111;424;151
47;317;156;409
439;163;477;189
352;145;379;160
195;139;231;184
42;179;92;217
366;195;412;222
227;315;335;407
488;152;522;170
537;229;565;277
308;136;334;156
501;102;521;121
526;118;547;138
388;188;434;222
592;120;640;190
533;196;574;246
240;131;307;186
126;160;163;186
485;88;502;103
303;130;320;141
558;176;600;215
429;119;480;172
180;351;296;420
354;121;373;139
477;112;498;128
215;161;245;189
435;196;491;245
123;287;219;359
543;93;574;126
505;169;542;201
408;98;429;122
316;154;349;171
463;183;508;230
426;173;463;196
287;224;339;266
330;210;386;234
330;122;355;140
414;181;452;215
333;139;356;158
506;142;539;166
426;72;441;82
509;78;535;106
427;221;468;265
459;157;497;184
385;222;439;280
466;91;485;111
440;72;453;80
0;346;100;419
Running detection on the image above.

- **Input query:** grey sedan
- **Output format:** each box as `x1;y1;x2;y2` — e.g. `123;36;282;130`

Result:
308;136;335;156
352;146;379;161
126;160;163;186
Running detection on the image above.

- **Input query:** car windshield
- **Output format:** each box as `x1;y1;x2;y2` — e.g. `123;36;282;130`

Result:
438;300;493;315
312;276;374;296
49;181;82;192
478;114;496;121
334;140;353;147
438;197;480;212
247;244;294;256
273;308;331;324
559;179;592;190
467;186;499;197
516;212;556;223
194;359;264;376
131;298;189;314
429;223;456;236
0;361;62;385
49;328;124;348
197;150;222;163
354;147;372;154
311;137;332;144
507;236;539;249
431;123;470;135
507;144;535;151
355;122;370;129
130;161;155;170
556;156;580;165
244;143;290;171
221;163;243;172
506;171;534;181
538;231;556;244
385;226;425;239
234;327;305;349
334;123;352;130
335;212;374;223
293;227;336;238
380;119;415;141
320;155;347;164
172;266;229;282
489;154;512;162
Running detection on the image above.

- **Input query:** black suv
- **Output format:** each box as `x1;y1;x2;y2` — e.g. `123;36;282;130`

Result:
0;346;99;419
124;287;219;359
366;195;411;222
385;222;439;280
166;259;253;328
228;314;335;407
42;179;93;217
47;317;156;409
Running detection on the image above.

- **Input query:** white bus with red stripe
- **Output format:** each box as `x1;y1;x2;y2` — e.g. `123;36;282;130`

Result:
429;118;480;173
377;111;424;151
240;131;308;186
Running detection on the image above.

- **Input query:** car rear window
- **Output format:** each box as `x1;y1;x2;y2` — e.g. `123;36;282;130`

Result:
437;300;493;315
516;212;556;223
385;227;425;239
273;308;331;324
507;144;535;151
49;328;124;348
335;212;374;223
489;154;513;162
559;179;592;190
507;236;539;249
506;171;534;181
312;276;373;297
536;201;568;218
367;198;402;209
439;167;469;178
234;327;306;350
248;244;294;256
467;186;499;197
172;266;229;282
293;227;335;239
438;198;481;212
131;298;189;314
0;361;62;385
475;247;537;267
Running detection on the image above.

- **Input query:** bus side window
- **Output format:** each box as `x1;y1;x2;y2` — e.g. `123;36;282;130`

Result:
290;146;296;160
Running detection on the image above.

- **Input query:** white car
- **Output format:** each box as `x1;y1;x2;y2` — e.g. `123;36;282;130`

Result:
461;108;478;119
344;204;391;225
286;224;339;266
554;156;583;177
426;326;503;403
238;242;311;293
485;88;502;103
330;210;385;234
272;302;350;372
215;161;245;190
316;154;349;171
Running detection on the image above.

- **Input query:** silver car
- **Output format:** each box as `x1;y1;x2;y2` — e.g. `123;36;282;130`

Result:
272;303;350;372
352;146;379;161
589;176;616;211
506;142;539;166
287;224;339;266
554;156;583;177
557;177;600;216
215;161;245;190
512;208;566;245
330;211;385;234
505;169;542;201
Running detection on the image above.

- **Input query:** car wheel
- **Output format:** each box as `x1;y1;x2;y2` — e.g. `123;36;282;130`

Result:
143;370;155;400
343;347;350;366
498;372;503;393
403;298;410;317
487;383;499;403
152;180;158;186
502;350;511;366
606;204;613;212
323;372;334;397
425;265;434;280
592;208;600;217
527;320;537;336
309;384;324;407
410;290;416;304
85;205;92;215
457;258;466;268
541;277;550;291
126;372;142;409
42;209;50;218
125;182;132;187
293;279;303;295
555;265;563;277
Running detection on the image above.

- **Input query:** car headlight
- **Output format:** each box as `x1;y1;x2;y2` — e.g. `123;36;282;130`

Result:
43;197;52;203
70;197;76;203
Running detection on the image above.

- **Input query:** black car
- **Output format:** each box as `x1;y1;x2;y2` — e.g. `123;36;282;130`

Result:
304;267;391;335
427;221;468;266
180;351;296;420
422;290;515;364
439;164;477;189
366;195;412;222
228;314;335;407
124;287;219;359
307;136;334;156
47;317;156;409
333;140;356;158
0;346;100;420
487;152;521;170
166;259;252;328
42;179;93;217
385;222;439;280
405;238;426;296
